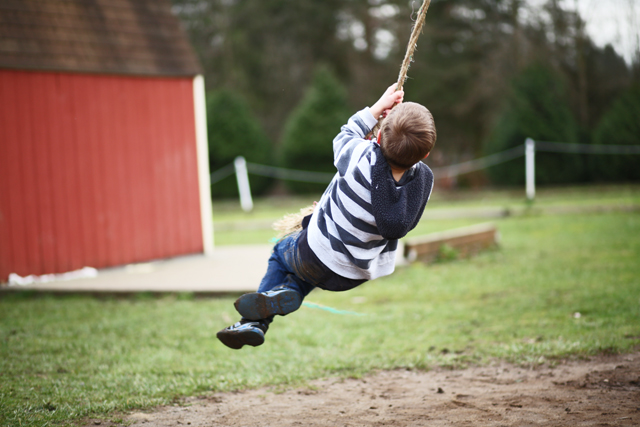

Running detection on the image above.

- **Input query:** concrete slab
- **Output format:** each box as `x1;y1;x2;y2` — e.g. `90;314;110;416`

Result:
0;245;273;296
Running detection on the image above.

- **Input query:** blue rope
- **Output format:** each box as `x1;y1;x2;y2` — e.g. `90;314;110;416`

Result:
302;301;367;316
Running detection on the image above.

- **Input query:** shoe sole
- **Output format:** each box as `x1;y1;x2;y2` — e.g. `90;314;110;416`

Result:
234;290;302;320
216;329;264;350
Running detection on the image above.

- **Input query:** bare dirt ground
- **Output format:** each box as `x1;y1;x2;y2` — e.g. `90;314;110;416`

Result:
91;352;640;427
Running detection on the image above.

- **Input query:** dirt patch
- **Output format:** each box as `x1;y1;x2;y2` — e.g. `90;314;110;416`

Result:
90;352;640;427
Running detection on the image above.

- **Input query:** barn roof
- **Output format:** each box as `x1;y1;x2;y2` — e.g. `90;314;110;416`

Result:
0;0;202;77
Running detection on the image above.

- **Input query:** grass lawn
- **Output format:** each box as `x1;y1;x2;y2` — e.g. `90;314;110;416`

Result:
1;187;639;426
211;184;640;245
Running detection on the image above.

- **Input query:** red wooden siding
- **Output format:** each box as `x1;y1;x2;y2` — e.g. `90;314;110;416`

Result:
0;69;204;281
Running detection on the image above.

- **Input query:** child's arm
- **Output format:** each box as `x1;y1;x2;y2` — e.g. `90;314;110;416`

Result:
333;84;404;173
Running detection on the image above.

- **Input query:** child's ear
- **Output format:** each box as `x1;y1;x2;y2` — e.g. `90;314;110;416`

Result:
424;152;430;159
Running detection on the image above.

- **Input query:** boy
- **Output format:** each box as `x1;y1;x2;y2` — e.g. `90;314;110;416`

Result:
217;83;436;349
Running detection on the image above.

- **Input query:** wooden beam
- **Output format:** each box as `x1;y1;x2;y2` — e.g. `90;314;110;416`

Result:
404;223;499;264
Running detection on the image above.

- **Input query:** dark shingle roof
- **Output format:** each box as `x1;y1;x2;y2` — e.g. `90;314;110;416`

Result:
0;0;201;76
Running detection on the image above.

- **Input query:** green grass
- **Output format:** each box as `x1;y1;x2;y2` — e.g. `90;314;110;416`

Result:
2;188;640;426
211;184;640;245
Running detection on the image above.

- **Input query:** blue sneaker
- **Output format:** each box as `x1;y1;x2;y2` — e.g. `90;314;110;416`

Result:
234;286;302;320
216;318;270;350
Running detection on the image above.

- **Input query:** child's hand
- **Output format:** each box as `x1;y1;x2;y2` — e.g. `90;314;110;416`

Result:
370;83;404;119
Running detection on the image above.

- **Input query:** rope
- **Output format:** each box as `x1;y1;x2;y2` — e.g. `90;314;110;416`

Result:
209;163;235;184
209;162;335;185
208;141;640;185
246;162;335;183
369;0;432;138
534;141;640;154
397;0;431;92
302;301;367;316
431;145;526;178
430;141;640;179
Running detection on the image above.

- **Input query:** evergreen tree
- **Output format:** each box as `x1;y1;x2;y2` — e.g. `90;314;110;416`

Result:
591;85;640;182
207;90;273;199
172;0;635;177
484;63;583;185
279;67;350;194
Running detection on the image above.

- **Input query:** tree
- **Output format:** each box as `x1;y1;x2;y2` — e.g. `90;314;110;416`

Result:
279;67;350;194
172;0;635;185
171;0;351;141
484;63;583;185
591;85;640;182
207;90;273;199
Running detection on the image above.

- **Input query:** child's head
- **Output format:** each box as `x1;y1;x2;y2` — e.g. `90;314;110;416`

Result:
378;102;436;170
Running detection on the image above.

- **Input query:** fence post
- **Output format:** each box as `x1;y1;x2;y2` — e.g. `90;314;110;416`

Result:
234;156;253;212
525;138;535;201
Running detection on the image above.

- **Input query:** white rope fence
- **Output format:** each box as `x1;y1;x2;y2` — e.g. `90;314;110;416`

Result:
210;139;640;210
523;138;640;199
210;162;335;185
246;163;335;183
431;145;525;179
534;141;640;154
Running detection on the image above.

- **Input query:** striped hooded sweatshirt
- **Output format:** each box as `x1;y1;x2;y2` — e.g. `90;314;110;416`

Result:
306;107;434;281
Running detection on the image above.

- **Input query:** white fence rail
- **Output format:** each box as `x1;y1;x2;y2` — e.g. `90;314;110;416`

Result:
211;140;640;210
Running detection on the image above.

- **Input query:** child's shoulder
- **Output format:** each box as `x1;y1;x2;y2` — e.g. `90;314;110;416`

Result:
351;137;378;158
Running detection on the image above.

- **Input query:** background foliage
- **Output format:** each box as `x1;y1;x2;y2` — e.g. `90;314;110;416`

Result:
485;64;582;185
591;85;640;182
279;67;350;194
172;0;640;194
207;90;273;198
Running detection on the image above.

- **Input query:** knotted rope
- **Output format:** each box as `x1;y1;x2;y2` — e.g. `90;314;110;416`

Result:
368;0;431;138
398;0;431;92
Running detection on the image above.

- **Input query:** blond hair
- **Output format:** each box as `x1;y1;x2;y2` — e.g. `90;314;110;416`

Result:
272;204;316;240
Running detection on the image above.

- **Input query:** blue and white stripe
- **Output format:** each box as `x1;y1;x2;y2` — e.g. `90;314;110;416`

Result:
307;108;399;280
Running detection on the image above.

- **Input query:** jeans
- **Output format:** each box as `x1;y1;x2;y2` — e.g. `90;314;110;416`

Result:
257;232;323;298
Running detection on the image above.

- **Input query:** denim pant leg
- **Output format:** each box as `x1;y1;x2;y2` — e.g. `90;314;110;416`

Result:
256;244;289;294
257;234;315;298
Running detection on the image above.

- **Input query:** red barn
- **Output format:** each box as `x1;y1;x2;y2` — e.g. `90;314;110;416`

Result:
0;0;213;282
